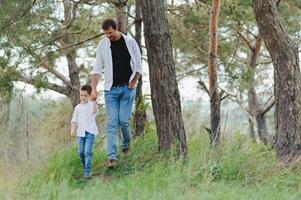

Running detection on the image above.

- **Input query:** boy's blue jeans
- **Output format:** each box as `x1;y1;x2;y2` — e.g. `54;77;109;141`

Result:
77;131;95;177
105;84;136;160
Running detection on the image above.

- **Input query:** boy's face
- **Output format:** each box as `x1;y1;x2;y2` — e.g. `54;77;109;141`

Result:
80;90;90;103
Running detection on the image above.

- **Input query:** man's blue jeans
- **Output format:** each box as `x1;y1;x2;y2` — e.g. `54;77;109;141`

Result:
77;131;95;177
105;84;136;160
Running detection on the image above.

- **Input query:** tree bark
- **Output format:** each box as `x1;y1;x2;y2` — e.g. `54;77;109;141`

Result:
61;0;81;108
248;36;271;145
133;0;146;137
253;0;301;160
208;0;221;145
114;0;128;34
65;49;81;108
252;37;271;145
141;0;187;156
247;37;259;142
256;112;270;145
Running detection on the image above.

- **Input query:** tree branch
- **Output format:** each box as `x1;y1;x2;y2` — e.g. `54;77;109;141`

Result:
18;75;70;95
50;33;105;53
219;88;230;101
176;66;206;80
170;24;208;55
259;96;276;116
2;0;37;30
198;79;210;96
62;0;79;29
256;60;273;66
40;62;71;86
236;30;253;51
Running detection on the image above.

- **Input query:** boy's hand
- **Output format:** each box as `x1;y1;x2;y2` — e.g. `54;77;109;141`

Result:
70;130;76;137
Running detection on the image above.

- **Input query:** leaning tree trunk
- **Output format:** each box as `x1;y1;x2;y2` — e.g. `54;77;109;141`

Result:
250;35;270;144
208;0;221;145
141;0;187;156
133;0;147;137
66;50;81;108
114;0;128;34
253;0;301;161
248;36;271;145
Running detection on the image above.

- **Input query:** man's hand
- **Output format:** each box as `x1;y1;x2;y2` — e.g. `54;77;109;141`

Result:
128;73;141;89
128;80;137;89
91;89;98;101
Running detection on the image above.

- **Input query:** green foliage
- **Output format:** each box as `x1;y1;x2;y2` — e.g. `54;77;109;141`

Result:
0;0;116;97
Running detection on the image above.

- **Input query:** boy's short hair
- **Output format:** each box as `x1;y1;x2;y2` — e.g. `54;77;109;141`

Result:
102;18;117;30
80;85;92;95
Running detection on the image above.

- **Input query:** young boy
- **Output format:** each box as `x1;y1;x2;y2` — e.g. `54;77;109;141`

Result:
71;85;98;178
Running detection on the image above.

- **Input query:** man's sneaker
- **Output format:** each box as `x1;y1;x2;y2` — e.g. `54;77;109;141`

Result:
122;148;131;157
107;159;118;168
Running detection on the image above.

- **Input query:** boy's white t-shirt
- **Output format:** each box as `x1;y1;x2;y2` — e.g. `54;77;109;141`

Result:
71;101;98;137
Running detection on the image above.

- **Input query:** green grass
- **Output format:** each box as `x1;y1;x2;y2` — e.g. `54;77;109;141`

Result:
12;131;301;200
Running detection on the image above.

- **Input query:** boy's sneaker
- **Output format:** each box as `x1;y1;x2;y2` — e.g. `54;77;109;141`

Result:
107;159;118;168
122;148;131;157
83;174;92;179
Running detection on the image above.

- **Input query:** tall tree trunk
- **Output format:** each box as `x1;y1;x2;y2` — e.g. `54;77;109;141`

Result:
66;49;81;108
248;36;261;142
208;0;221;145
61;0;81;109
247;37;258;141
253;0;301;160
248;84;256;141
141;0;187;156
133;0;146;137
114;0;128;34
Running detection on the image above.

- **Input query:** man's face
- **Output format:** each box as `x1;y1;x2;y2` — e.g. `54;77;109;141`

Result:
103;27;118;41
80;90;90;103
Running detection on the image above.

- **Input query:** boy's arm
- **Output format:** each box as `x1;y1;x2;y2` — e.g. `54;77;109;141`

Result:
70;107;78;137
70;122;78;137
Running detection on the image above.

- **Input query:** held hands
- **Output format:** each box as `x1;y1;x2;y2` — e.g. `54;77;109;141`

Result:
91;89;98;101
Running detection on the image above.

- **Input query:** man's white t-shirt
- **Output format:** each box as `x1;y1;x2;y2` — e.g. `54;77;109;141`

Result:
71;101;98;137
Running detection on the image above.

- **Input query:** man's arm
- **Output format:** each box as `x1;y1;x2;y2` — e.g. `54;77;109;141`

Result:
91;42;104;99
91;74;100;100
128;38;142;88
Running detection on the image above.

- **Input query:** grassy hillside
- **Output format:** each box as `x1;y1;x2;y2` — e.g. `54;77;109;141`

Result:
10;130;301;200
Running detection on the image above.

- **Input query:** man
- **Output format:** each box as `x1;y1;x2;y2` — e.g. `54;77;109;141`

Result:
91;19;142;167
